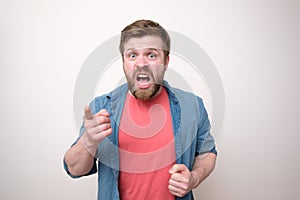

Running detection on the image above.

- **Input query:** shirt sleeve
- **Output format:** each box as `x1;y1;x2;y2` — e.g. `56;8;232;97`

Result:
63;156;97;179
195;97;218;156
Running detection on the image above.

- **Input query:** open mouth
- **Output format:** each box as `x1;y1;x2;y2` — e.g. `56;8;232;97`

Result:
136;73;151;88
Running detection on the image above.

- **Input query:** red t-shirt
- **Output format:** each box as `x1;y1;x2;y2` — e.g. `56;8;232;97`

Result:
118;88;176;200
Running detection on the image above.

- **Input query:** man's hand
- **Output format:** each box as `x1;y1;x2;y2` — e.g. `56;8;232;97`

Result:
82;106;112;154
168;153;217;197
168;164;198;197
64;106;112;176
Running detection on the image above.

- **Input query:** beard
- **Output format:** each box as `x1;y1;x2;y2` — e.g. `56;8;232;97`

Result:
132;83;161;101
125;67;165;101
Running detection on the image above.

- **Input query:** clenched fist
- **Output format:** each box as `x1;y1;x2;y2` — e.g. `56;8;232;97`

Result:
168;164;197;197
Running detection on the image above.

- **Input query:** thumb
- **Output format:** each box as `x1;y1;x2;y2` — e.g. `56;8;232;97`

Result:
169;164;187;174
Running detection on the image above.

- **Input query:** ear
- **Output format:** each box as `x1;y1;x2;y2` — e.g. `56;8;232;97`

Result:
164;55;170;70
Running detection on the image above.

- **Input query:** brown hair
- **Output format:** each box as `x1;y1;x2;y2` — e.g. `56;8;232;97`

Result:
119;19;170;59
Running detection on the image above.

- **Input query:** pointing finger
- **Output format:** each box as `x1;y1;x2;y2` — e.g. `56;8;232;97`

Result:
84;106;94;120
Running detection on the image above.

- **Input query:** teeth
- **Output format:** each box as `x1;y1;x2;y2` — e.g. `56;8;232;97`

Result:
137;74;150;82
137;74;148;78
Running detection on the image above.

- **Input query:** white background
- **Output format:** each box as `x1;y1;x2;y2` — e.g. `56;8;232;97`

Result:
1;0;299;199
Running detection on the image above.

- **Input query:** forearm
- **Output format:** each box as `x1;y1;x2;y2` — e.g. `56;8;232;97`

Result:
64;134;97;176
190;152;217;188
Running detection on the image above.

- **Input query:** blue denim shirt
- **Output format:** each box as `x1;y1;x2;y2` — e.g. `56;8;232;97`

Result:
64;81;217;200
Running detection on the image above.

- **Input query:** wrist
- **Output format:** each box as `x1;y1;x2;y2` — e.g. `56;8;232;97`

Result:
80;134;98;156
190;169;204;189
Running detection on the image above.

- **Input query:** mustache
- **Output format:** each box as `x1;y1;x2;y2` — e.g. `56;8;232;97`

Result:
125;67;153;79
133;67;152;75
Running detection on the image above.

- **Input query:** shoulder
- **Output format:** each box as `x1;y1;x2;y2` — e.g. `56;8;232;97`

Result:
90;83;128;113
167;85;204;106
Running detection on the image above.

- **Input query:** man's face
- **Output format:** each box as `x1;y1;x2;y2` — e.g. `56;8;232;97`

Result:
123;35;169;100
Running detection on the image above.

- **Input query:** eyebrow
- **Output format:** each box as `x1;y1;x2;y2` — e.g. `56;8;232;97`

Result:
124;48;161;52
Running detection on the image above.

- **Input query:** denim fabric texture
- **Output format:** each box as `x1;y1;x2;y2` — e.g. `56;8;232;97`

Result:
64;81;217;200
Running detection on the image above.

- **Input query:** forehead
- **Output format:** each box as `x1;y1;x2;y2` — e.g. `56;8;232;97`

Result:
124;35;164;52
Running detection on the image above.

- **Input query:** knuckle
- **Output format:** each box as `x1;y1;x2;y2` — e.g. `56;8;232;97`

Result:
183;178;189;183
182;184;188;190
85;124;92;130
103;129;110;135
97;117;104;124
86;123;94;131
98;116;108;125
100;123;110;132
97;125;103;133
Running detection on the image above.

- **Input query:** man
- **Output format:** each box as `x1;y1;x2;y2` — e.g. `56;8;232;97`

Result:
64;19;217;200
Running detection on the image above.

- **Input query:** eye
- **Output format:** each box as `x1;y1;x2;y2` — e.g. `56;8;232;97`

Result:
128;53;136;59
148;52;157;59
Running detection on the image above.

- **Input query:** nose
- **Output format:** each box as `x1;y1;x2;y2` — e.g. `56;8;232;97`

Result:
135;55;148;68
